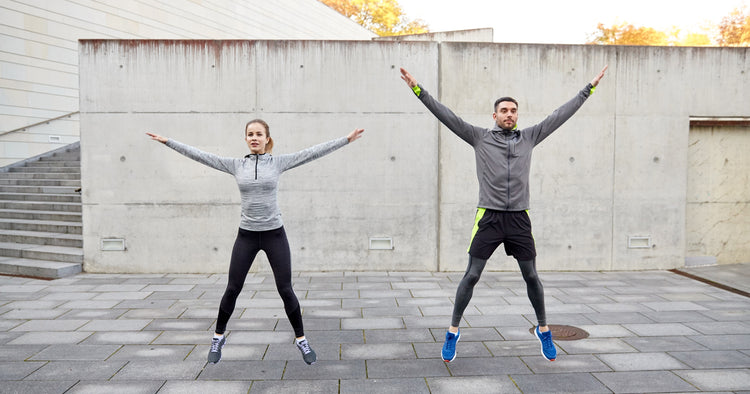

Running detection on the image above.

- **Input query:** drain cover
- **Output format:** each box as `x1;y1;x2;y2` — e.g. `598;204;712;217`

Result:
528;324;589;341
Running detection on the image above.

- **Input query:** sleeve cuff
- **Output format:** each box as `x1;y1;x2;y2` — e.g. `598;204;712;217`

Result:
411;85;422;97
587;83;596;96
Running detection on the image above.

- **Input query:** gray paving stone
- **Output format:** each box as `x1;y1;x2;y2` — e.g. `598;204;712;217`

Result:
482;340;540;357
80;331;160;345
0;360;46;379
264;342;340;361
402;316;455;329
362;306;422;318
639;310;716;323
622;336;708;352
197;360;285;380
447;355;532;375
90;284;147;292
426;375;520;393
112;360;204;380
219;330;293;344
340;377;429;394
2;309;68;320
341;343;415;360
674;369;750;391
688;334;750;350
92;292;152;301
4;300;65;309
187;343;266;362
522;354;612;374
462;314;532;327
342;297;396;309
24;360;127;380
364;328;433;343
341;317;404;330
304;330;364;344
38;292;96;301
28;344;121;361
78;319;151;331
107;344;193;360
58;300;120;309
593;371;699;393
248;379;338;393
581;312;654;324
0;381;77;394
11;319;87;332
302;308;360;318
114;299;177;309
8;331;93;345
414;340;492;359
597;352;690;371
575;324;637;338
143;318;213;331
277;317;341;331
366;358;450;378
685;321;750;335
282;359;365;380
622;323;702;336
430;327;502;342
0;319;24;331
56;309;125;319
511;372;611;393
0;344;46;361
557;338;637;354
220;318;277;331
152;330;210;345
159;380;252;394
669;350;750;369
65;380;165;394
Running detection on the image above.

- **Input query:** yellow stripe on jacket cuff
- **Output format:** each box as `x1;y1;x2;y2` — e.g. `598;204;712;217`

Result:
412;85;422;97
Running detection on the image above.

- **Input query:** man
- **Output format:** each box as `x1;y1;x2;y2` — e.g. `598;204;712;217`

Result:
400;65;608;362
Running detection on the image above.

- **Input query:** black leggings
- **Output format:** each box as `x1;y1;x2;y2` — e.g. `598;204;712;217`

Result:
215;226;304;337
451;255;546;327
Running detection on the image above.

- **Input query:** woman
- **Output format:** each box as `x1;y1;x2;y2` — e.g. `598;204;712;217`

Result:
147;120;364;365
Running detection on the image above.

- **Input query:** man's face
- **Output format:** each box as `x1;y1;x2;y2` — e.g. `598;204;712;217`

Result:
493;101;518;130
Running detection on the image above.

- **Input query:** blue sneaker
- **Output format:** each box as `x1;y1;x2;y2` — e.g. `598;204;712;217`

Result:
535;326;556;361
441;330;460;362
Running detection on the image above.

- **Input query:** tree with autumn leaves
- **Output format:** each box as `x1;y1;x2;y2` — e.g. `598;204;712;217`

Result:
319;0;428;36
588;5;749;46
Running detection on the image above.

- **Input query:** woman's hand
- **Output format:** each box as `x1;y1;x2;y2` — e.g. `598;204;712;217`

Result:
347;128;365;143
146;132;168;144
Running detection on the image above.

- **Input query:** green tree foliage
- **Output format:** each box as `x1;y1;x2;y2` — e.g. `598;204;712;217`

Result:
319;0;429;36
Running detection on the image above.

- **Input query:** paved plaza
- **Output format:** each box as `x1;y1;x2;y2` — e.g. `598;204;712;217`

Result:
1;264;749;393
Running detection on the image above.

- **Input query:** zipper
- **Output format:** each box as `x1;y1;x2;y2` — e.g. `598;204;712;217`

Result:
506;146;511;210
254;154;258;180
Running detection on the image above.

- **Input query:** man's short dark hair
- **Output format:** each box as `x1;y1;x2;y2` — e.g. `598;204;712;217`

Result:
494;97;518;112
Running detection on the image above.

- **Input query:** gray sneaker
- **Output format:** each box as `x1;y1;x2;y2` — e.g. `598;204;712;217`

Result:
208;336;226;364
295;338;317;365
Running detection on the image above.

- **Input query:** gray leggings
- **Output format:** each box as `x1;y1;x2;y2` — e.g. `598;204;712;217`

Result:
451;255;546;327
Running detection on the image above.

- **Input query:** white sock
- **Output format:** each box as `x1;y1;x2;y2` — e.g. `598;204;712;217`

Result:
213;333;224;339
295;337;306;344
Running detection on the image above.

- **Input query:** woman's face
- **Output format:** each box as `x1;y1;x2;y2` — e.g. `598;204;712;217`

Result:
246;122;269;154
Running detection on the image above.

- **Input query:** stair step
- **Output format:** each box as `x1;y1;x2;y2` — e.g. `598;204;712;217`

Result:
0;172;81;180
8;167;80;173
0;185;79;194
0;218;82;234
0;200;81;212
0;208;81;222
0;242;83;264
0;178;80;186
0;192;81;203
0;229;82;247
0;257;81;279
24;160;80;167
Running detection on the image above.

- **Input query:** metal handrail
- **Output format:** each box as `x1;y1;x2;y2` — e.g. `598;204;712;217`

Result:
0;111;80;137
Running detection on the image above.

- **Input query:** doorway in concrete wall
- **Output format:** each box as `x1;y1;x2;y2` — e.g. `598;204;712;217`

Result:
686;120;750;266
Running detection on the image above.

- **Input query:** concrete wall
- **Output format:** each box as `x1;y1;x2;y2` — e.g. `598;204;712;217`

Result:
1;0;374;165
79;40;749;273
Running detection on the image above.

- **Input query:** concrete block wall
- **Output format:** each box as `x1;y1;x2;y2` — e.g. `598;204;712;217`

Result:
79;40;749;273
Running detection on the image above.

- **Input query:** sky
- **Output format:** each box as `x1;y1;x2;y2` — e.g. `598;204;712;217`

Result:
397;0;748;44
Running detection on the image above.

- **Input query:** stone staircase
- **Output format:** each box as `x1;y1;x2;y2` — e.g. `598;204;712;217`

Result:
0;143;82;278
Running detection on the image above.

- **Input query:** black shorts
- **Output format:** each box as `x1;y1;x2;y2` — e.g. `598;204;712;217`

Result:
467;208;536;261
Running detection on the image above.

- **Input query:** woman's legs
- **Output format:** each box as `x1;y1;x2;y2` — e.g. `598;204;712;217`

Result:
263;227;304;338
215;229;259;335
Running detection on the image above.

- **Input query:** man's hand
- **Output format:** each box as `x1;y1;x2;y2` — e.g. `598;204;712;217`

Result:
400;68;418;88
591;65;608;87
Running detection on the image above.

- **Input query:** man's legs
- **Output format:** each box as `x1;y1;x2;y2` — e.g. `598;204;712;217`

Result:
450;255;488;330
517;257;556;361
